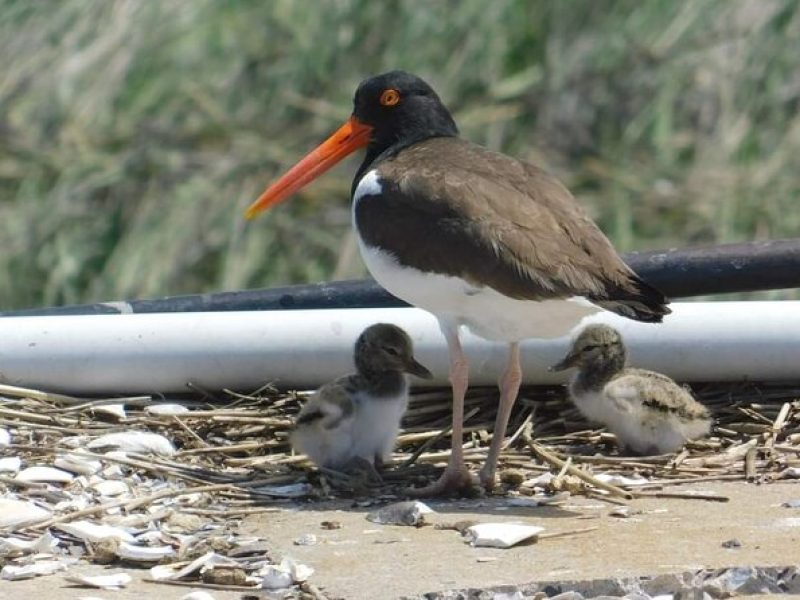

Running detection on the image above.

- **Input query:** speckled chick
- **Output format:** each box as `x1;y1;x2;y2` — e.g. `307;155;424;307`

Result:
291;323;432;470
552;324;711;455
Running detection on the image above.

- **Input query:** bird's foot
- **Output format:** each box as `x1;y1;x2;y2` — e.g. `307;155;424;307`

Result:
321;457;383;492
405;464;479;498
478;464;497;493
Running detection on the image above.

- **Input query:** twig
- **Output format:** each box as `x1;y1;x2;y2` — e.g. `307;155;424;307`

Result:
522;426;632;499
19;483;237;532
400;406;480;468
537;525;599;541
744;447;757;481
632;490;729;502
0;383;87;405
172;415;211;448
143;578;256;591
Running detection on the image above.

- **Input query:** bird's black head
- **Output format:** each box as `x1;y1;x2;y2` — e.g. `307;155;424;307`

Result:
352;71;459;178
245;71;458;220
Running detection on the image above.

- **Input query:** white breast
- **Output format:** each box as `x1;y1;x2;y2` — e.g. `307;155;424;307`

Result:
352;171;601;342
349;388;409;463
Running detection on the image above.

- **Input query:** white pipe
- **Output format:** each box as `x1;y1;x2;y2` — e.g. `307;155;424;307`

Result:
0;302;797;395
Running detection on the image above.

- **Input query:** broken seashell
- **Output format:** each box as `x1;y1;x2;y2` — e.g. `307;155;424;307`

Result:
55;453;102;476
254;483;312;498
0;532;59;557
92;479;130;497
180;592;217;600
259;557;313;589
609;505;641;518
56;520;135;543
91;404;127;420
146;404;190;416
0;456;21;473
366;501;434;527
595;473;650;487
115;541;175;562
1;558;74;580
64;572;132;589
15;466;74;483
287;557;314;582
0;428;9;446
149;551;233;581
464;522;545;549
780;467;800;479
505;492;570;507
87;431;176;457
260;564;293;590
0;498;52;529
293;533;317;546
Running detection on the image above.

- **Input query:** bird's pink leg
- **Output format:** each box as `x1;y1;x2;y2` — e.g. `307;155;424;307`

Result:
407;320;475;497
479;341;522;490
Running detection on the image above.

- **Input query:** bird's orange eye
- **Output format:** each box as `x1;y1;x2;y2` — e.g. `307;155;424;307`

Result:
379;88;401;106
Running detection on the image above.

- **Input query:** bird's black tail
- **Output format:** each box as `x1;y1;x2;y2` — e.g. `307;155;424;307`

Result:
591;274;671;323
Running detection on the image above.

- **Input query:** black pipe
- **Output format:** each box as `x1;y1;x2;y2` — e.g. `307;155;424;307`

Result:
2;239;799;317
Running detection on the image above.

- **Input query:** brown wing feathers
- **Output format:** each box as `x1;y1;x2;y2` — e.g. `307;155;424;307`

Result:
357;137;669;323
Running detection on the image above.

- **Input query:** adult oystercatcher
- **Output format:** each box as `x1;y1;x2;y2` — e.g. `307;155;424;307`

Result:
551;324;710;455
246;70;670;495
291;323;432;479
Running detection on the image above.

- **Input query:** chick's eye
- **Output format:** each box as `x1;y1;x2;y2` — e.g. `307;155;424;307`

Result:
380;88;401;106
581;344;598;352
384;346;400;356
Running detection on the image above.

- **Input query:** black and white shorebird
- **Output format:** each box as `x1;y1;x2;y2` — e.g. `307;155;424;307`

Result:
291;323;432;477
247;70;670;495
551;324;711;454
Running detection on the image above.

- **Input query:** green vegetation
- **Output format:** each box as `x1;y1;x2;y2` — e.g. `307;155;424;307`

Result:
1;0;798;309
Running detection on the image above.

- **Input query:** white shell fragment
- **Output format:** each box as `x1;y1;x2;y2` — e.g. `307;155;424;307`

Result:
0;532;59;556
91;404;127;420
87;432;176;457
92;480;130;497
464;522;545;549
55;453;102;475
149;551;232;581
0;498;52;528
180;593;217;600
64;572;132;589
259;557;314;590
505;492;570;507
1;558;73;580
255;483;313;498
366;501;434;526
56;521;135;543
780;467;800;479
146;404;190;416
16;466;74;483
293;533;317;546
595;473;650;487
0;456;21;473
260;565;293;590
115;541;176;562
0;428;9;446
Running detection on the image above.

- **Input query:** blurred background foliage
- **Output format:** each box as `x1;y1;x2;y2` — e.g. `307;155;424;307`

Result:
0;0;798;309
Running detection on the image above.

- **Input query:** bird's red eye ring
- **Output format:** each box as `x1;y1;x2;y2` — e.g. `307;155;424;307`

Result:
379;88;401;106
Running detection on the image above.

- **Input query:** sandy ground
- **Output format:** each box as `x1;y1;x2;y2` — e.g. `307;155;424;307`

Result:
3;481;799;600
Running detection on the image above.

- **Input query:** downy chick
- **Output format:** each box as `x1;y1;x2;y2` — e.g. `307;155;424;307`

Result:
552;324;711;455
291;323;432;473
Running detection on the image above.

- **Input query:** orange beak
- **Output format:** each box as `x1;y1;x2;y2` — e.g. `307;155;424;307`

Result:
245;116;374;220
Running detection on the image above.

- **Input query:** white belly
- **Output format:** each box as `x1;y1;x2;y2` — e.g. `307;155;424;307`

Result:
358;242;600;341
350;391;408;462
352;169;602;342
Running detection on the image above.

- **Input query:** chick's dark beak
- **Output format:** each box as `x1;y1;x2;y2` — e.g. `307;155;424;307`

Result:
550;350;579;372
406;359;433;380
